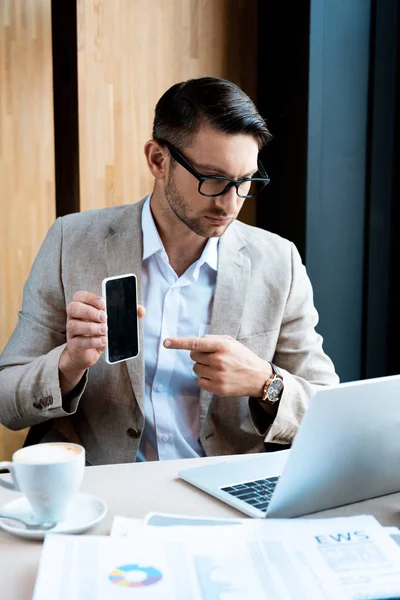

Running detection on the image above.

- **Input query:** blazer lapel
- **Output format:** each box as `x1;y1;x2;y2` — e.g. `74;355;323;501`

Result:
199;223;251;426
105;199;147;416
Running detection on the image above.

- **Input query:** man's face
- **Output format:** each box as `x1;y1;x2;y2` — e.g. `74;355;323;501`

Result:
164;126;259;238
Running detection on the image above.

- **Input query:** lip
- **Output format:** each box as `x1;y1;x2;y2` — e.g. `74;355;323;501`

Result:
205;215;232;225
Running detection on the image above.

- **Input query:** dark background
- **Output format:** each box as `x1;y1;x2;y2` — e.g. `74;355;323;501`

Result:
256;0;399;382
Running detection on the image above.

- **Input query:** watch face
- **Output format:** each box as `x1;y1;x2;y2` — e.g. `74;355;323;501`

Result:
267;378;284;402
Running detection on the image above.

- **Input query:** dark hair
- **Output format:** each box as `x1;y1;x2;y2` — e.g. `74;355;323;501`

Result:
152;77;272;150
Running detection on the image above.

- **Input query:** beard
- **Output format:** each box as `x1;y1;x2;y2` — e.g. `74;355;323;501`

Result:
164;171;234;238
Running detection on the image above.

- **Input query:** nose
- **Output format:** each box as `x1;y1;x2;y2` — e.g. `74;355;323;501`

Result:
213;185;239;215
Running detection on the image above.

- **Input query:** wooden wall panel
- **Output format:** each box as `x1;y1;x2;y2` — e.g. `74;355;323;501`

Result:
0;0;55;459
77;0;258;224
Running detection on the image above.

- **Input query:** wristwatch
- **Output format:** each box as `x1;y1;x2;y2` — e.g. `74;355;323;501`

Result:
260;363;284;404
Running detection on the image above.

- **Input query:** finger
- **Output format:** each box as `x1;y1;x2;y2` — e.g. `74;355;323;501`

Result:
71;336;108;351
138;304;146;320
197;377;215;393
203;333;233;341
73;291;105;310
190;351;211;365
198;377;229;396
192;363;213;379
164;336;221;352
67;301;107;323
67;319;108;339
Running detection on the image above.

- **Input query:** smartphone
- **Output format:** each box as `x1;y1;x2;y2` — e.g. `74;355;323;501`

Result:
101;274;139;364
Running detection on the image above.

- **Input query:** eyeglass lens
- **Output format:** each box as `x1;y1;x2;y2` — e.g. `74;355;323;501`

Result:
200;173;266;198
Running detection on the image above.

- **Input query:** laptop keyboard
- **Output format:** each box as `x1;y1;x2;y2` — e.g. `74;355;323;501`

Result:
220;476;280;513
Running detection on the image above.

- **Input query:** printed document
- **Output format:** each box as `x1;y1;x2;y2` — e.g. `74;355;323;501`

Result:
33;515;400;600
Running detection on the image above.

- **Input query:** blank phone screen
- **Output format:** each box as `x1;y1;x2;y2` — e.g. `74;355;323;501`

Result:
105;276;139;363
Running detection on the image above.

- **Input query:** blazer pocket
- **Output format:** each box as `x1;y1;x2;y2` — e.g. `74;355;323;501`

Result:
237;329;280;358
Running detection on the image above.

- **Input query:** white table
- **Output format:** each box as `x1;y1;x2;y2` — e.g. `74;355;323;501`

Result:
1;452;400;599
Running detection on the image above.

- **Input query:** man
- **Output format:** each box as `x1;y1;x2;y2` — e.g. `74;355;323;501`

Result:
0;77;338;465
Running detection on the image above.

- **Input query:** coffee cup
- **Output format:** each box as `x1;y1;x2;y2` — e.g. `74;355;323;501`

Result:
0;442;85;523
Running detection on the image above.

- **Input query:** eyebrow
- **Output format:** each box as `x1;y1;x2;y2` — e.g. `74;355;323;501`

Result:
192;161;258;179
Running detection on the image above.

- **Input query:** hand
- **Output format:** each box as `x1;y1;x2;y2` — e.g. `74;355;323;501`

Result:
59;291;145;396
164;334;272;397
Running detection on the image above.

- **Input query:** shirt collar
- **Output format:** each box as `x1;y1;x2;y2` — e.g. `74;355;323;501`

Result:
142;196;219;271
198;235;218;271
142;195;163;260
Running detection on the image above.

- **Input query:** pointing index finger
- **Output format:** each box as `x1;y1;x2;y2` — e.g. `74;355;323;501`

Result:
164;336;220;353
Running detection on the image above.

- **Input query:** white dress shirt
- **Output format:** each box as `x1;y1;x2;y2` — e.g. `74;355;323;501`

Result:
136;197;219;461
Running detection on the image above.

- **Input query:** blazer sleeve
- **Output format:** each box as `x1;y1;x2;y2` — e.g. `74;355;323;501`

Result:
0;218;87;430
250;242;339;444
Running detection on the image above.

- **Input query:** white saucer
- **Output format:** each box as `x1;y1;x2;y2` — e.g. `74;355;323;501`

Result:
0;493;107;540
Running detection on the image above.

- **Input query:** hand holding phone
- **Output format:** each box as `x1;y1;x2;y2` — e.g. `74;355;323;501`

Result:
60;291;109;396
102;274;140;364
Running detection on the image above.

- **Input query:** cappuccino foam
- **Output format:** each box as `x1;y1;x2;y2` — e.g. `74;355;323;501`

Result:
14;443;82;464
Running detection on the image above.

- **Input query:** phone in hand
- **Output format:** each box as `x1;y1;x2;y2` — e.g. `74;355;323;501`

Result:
101;273;139;364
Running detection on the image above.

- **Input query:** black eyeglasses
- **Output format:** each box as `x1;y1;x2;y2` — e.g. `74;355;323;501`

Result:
158;139;270;199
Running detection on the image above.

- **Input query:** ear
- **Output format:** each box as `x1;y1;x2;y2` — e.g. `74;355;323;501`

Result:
144;140;168;180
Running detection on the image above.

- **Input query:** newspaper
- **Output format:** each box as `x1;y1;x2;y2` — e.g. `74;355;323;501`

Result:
33;515;400;600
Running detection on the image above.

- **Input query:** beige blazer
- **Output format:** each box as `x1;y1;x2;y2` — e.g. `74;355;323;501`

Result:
0;199;338;465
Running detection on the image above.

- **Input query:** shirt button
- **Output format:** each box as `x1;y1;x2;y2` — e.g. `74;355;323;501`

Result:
156;384;164;392
126;428;141;439
160;433;169;442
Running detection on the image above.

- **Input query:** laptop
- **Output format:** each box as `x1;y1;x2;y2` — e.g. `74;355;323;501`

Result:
179;375;400;518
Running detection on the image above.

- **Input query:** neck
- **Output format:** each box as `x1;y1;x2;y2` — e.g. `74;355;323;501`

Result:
149;191;208;276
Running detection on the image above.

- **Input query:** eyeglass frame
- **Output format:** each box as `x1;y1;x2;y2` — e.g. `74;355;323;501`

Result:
157;138;270;199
